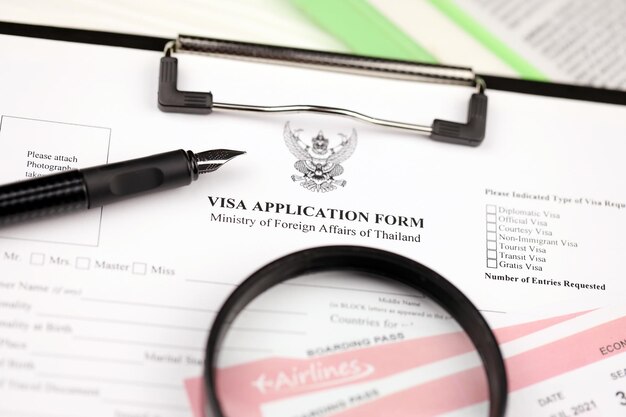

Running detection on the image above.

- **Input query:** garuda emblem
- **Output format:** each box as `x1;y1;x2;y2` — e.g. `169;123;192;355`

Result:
284;122;357;192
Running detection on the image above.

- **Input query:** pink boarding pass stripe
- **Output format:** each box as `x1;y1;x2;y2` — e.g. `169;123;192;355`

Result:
216;331;473;417
185;310;587;417
185;377;206;417
333;315;626;417
493;310;589;344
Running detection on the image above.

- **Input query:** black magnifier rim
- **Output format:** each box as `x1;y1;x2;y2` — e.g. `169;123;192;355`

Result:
204;246;507;417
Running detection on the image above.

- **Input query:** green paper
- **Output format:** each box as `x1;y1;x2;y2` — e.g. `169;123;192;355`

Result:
428;0;548;80
292;0;438;63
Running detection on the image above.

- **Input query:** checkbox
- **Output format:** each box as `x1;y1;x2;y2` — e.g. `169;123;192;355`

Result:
132;262;147;275
487;249;497;259
487;232;497;241
487;259;497;268
486;213;496;223
30;253;45;266
486;223;496;232
486;205;497;214
75;257;91;270
487;241;497;250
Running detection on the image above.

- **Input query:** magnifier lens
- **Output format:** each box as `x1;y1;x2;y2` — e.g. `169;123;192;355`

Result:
213;271;490;417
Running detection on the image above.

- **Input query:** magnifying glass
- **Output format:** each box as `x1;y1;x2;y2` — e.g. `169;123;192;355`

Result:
204;246;507;417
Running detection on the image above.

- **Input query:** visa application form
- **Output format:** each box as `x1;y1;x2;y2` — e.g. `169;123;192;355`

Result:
0;34;625;416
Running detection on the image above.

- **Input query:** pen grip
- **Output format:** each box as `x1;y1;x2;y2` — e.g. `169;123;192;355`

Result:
81;150;195;207
0;171;88;227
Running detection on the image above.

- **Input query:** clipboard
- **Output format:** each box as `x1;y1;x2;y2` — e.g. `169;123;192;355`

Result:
1;21;626;417
2;20;625;150
158;35;487;147
0;20;624;101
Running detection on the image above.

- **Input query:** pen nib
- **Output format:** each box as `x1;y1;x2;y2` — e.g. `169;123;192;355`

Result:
194;149;246;174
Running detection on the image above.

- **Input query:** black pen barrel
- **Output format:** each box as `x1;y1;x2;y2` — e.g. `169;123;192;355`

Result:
0;150;198;227
0;171;89;227
82;150;197;207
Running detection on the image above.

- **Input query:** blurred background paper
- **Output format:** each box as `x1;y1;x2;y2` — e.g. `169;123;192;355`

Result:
3;0;625;90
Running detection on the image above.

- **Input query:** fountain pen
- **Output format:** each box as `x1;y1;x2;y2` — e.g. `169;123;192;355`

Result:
0;149;244;227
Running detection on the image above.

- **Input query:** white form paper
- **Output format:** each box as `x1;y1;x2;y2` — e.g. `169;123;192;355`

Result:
0;34;625;416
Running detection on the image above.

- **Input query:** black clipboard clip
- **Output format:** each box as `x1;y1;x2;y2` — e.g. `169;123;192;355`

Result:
158;35;487;146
